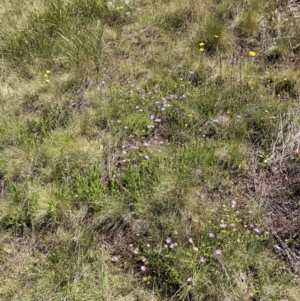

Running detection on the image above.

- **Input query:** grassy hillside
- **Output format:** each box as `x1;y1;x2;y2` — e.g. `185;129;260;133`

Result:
0;0;300;300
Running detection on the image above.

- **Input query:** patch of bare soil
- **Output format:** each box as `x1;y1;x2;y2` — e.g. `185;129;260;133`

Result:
232;153;300;278
258;159;300;273
201;130;300;279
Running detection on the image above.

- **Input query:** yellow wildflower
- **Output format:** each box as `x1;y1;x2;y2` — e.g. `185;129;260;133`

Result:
119;5;124;9
214;35;219;38
249;51;256;57
45;79;50;83
199;48;205;52
199;42;205;47
46;70;51;74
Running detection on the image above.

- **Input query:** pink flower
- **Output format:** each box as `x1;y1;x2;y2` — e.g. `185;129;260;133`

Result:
208;232;215;238
219;223;227;229
254;228;260;234
215;249;223;256
166;237;172;244
188;237;193;244
193;247;199;252
231;200;237;208
200;257;206;263
140;265;147;272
